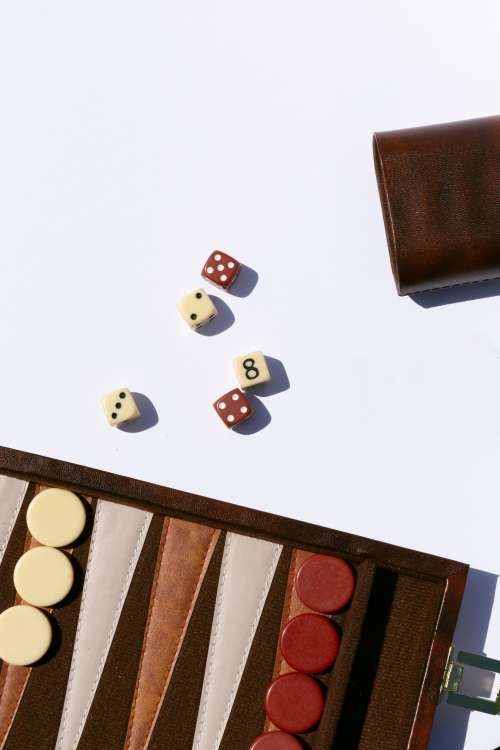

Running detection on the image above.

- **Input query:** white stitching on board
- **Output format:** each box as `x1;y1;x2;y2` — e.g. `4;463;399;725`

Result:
57;503;151;750
57;500;102;750
0;480;28;565
193;532;233;750
212;543;282;749
69;511;151;750
56;501;102;750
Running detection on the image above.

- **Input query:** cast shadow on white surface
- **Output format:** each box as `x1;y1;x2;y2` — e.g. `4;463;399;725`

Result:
234;395;271;435
233;356;289;434
229;264;259;298
428;568;498;750
253;356;290;398
411;279;500;308
118;393;159;433
196;295;235;336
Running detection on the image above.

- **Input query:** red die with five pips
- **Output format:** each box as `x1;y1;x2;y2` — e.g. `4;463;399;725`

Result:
202;250;241;290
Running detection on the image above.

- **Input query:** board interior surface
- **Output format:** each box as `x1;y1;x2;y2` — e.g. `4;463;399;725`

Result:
0;446;467;750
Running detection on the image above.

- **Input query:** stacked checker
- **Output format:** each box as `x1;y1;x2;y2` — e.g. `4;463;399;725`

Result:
0;455;468;749
251;554;356;748
0;488;86;665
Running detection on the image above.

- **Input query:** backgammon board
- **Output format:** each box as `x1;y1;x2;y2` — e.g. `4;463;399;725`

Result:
0;446;467;750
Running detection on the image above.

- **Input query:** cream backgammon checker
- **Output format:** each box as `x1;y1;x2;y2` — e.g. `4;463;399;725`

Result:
0;486;86;668
27;488;86;547
0;605;52;667
14;546;74;607
0;446;470;750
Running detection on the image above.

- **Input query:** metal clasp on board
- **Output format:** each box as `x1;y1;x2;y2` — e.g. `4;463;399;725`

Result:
441;647;500;715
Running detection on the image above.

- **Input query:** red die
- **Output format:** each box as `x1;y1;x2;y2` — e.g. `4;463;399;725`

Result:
213;388;252;428
202;251;240;289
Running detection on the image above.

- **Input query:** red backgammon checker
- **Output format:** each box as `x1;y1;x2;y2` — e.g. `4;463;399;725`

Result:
280;613;340;674
265;672;325;734
295;554;355;613
202;250;241;289
250;731;303;749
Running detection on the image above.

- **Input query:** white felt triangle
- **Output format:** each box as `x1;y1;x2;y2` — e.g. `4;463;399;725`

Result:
193;532;283;750
56;499;152;750
0;476;28;565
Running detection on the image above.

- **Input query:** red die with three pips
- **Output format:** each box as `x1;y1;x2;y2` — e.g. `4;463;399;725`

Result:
202;250;240;290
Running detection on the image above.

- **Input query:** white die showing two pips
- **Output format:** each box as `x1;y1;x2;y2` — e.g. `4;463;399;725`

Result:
177;289;217;330
177;251;240;332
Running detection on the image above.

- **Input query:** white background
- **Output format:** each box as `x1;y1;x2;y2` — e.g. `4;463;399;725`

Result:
0;2;499;747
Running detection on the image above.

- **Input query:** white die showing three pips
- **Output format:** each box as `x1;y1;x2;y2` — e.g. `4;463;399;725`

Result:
102;388;140;427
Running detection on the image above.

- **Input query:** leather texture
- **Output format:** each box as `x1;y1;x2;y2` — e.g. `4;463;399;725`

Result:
55;500;152;750
0;452;468;750
0;477;28;567
147;533;226;750
124;518;220;750
265;549;314;733
0;663;31;749
374;115;500;294
4;499;94;750
192;532;283;750
273;549;314;679
0;530;34;749
76;515;164;750
218;546;292;750
0;486;90;749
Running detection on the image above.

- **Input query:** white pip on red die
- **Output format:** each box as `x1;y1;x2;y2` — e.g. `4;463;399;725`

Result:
202;251;240;290
214;388;252;428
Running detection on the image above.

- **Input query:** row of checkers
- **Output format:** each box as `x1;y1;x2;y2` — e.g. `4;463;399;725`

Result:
250;554;356;748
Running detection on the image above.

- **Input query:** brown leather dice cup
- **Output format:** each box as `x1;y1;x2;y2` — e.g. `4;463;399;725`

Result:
373;114;500;295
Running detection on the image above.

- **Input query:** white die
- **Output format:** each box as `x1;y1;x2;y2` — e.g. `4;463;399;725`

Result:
177;289;217;329
233;351;271;389
102;388;140;426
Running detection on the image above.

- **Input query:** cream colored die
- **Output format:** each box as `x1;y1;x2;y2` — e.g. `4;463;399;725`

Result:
177;289;217;329
233;351;271;389
102;388;140;426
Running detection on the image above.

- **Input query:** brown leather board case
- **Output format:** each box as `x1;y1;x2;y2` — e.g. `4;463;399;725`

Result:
373;114;500;295
0;446;468;750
